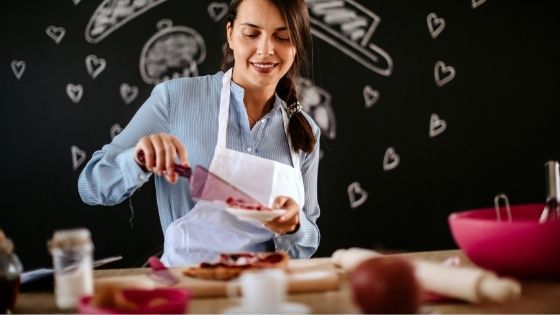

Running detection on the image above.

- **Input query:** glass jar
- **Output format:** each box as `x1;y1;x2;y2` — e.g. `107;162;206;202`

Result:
48;228;94;309
0;229;23;314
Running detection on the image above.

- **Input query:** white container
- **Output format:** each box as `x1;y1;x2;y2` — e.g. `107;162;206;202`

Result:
49;228;93;309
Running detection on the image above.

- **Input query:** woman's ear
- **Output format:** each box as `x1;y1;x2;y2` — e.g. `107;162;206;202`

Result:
226;22;234;50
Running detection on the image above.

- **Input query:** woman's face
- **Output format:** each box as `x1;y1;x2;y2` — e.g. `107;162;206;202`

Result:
227;0;296;91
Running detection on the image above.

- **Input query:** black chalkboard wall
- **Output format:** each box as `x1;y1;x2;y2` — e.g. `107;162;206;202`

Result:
1;0;559;269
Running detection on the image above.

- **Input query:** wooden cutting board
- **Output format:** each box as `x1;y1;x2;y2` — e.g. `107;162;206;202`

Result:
96;258;340;298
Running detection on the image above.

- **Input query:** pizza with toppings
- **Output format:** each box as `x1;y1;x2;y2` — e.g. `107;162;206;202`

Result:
182;252;289;281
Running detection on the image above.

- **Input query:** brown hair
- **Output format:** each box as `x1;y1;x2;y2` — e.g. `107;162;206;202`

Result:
220;0;317;153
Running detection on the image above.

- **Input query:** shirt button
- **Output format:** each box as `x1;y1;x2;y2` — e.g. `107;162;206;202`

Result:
247;147;252;153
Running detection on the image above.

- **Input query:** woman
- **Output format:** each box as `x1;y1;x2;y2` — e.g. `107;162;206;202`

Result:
78;0;321;266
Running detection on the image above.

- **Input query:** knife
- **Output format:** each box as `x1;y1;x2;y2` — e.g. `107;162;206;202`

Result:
147;256;179;286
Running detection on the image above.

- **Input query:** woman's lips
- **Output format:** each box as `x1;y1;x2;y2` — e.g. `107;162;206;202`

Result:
251;62;278;74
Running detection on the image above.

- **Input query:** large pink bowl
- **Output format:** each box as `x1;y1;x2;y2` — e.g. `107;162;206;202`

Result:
448;203;560;279
78;288;190;314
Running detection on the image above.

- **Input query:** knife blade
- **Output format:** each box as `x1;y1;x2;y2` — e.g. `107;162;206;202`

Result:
147;256;179;286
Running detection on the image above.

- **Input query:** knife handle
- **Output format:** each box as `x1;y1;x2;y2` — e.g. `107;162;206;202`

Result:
136;150;192;178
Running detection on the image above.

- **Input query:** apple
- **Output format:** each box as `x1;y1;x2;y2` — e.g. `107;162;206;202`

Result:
349;256;421;314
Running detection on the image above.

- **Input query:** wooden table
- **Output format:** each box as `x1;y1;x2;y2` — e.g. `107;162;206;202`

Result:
14;250;560;314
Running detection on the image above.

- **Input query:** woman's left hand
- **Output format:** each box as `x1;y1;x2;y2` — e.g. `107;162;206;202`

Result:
265;196;300;234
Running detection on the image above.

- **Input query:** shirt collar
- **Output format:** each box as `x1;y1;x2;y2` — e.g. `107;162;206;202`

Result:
230;79;282;120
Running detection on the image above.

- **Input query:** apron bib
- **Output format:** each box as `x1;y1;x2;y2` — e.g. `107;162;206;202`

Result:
161;69;305;266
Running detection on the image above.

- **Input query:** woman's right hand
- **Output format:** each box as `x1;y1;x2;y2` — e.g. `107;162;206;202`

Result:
133;133;189;184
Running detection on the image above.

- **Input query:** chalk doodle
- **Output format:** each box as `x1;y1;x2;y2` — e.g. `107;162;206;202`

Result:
110;123;122;139
139;19;206;84
434;61;455;87
307;0;393;76
299;78;337;139
347;181;368;209
71;145;87;170
11;60;25;80
66;83;84;104
46;26;66;44
363;85;379;108
120;83;138;105
72;0;81;5
383;147;400;171
471;0;487;9
427;12;445;39
208;2;228;22
85;55;106;79
429;113;447;138
85;0;169;44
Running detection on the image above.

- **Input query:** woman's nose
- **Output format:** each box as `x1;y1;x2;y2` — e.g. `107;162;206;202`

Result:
257;37;274;56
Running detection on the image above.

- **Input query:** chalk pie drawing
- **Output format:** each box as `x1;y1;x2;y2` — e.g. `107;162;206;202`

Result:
85;55;106;79
434;61;455;87
110;123;122;139
429;113;447;138
426;12;445;39
120;83;138;105
72;0;81;5
472;0;487;9
46;26;66;44
208;2;228;22
348;182;368;209
383;147;400;171
71;145;87;170
66;83;83;103
363;85;379;108
11;60;25;80
140;19;206;84
85;0;169;44
307;0;393;77
299;78;337;140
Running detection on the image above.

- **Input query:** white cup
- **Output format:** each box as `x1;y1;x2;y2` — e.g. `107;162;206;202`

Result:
228;269;287;313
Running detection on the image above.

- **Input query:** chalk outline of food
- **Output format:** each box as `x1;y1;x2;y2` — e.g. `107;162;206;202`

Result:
299;78;337;140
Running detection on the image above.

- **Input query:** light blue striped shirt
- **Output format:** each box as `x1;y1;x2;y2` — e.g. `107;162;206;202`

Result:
78;71;321;259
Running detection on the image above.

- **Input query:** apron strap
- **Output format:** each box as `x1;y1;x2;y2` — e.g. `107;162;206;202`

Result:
280;106;301;170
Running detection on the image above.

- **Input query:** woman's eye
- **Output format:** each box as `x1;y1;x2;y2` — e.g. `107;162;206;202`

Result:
244;33;258;38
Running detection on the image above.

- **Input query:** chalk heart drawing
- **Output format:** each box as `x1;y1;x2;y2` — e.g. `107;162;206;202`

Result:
434;61;456;87
472;0;487;9
120;83;138;105
347;182;368;209
66;83;83;104
11;60;25;80
429;113;447;138
208;2;228;22
85;55;106;79
383;147;400;171
427;13;445;39
363;85;380;108
46;26;66;44
71;145;87;170
110;123;122;139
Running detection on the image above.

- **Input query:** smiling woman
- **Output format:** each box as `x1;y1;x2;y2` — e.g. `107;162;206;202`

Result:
78;0;322;267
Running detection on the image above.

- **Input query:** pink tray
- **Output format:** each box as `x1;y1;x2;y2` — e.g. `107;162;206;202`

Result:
78;288;190;314
448;203;560;279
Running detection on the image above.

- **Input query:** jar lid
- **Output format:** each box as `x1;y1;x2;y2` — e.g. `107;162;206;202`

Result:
49;228;92;250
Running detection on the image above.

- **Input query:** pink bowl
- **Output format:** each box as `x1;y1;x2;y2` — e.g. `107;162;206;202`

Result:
78;288;191;314
448;203;560;279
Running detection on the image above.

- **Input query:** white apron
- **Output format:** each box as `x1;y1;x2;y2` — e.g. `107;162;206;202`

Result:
161;69;305;266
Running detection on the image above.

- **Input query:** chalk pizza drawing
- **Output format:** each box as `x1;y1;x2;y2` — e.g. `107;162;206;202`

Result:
71;145;87;170
363;85;379;108
383;147;400;171
434;61;455;87
120;83;138;105
46;26;66;44
11;60;25;80
208;2;228;22
85;55;106;79
429;113;447;138
139;19;206;84
299;78;337;140
66;83;84;103
110;123;122;139
348;181;368;209
85;0;169;44
427;12;445;39
307;0;393;77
